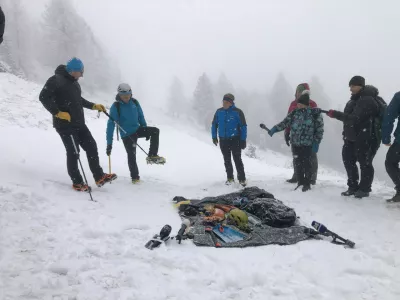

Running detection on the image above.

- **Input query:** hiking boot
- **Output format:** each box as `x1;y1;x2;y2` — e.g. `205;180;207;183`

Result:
386;192;400;203
132;178;141;184
239;180;247;187
146;155;166;165
72;183;91;192
302;184;311;192
225;178;235;185
354;190;370;199
341;188;357;196
286;178;297;184
96;173;117;187
311;180;316;185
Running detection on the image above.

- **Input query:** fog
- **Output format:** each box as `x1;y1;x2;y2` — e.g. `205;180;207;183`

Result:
3;0;400;183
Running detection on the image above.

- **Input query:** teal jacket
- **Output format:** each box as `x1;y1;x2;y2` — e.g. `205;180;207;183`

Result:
106;96;147;145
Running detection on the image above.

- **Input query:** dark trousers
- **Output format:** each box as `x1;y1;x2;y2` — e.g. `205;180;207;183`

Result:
58;125;104;184
385;143;400;192
122;126;160;179
292;145;312;186
342;140;377;192
220;138;246;181
291;145;318;182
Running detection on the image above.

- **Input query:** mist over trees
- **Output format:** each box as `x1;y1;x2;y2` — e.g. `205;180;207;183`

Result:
0;0;119;93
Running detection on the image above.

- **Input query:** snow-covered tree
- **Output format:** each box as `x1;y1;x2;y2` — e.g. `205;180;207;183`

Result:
167;76;188;118
213;73;235;107
40;0;119;93
193;73;215;130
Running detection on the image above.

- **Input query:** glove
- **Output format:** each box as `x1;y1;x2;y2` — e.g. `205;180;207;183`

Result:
213;138;218;146
93;104;106;112
268;127;277;137
106;144;112;156
55;111;71;122
284;131;290;147
240;140;246;150
327;110;336;118
312;143;319;153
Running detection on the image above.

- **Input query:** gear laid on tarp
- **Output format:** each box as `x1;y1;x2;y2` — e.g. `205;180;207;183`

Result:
172;186;315;248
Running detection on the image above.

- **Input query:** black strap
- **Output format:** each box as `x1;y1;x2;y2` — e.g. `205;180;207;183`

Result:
115;101;120;141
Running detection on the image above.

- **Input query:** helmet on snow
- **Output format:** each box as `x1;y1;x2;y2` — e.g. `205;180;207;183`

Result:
117;83;132;95
227;208;249;230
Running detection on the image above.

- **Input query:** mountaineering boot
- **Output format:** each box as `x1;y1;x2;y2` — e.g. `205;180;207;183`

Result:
225;178;235;185
146;155;166;165
239;180;247;187
72;183;91;192
341;188;357;196
132;177;141;184
286;177;297;184
302;184;311;192
96;173;117;187
354;190;369;199
386;191;400;203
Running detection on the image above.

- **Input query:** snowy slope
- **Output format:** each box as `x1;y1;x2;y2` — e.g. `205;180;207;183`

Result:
1;73;400;300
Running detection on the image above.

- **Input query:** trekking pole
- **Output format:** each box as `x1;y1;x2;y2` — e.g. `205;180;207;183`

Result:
108;155;111;174
70;135;95;202
102;111;149;156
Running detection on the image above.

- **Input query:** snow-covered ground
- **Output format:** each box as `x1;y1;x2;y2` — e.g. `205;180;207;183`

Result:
1;73;400;300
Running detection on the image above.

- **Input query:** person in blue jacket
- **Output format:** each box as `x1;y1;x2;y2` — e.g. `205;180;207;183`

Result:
382;91;400;202
106;83;165;184
211;93;247;186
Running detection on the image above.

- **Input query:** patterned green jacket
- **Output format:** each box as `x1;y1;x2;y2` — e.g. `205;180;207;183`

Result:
274;108;324;146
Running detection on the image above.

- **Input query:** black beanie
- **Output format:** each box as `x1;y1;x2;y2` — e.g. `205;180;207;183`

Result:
297;90;310;106
349;76;365;87
223;93;235;103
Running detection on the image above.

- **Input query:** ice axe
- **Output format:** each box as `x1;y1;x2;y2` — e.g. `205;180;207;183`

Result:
259;123;271;134
312;221;355;248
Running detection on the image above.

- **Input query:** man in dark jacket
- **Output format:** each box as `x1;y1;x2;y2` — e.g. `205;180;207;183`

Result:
325;76;379;198
285;83;319;185
211;93;247;186
39;57;117;192
0;6;5;44
382;92;400;202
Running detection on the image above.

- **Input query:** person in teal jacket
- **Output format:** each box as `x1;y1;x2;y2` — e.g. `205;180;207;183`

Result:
106;83;165;184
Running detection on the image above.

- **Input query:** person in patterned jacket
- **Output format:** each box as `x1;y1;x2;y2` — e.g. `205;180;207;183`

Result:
266;90;324;192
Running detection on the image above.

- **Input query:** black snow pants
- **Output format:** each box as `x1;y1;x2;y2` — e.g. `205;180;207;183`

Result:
122;126;160;179
290;144;318;183
342;139;378;192
219;137;246;181
58;125;104;184
385;143;400;192
292;145;313;186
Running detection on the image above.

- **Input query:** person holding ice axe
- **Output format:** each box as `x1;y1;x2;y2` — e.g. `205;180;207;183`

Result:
105;83;165;184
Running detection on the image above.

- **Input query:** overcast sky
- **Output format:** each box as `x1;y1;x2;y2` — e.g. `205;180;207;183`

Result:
28;0;400;105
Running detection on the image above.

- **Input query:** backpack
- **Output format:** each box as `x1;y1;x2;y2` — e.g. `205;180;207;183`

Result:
114;98;140;141
372;96;387;143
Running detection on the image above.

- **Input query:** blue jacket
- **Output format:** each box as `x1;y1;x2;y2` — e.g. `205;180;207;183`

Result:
211;104;247;140
382;92;400;144
106;96;147;145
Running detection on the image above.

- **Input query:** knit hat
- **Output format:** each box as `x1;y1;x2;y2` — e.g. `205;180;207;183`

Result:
66;57;84;73
223;93;235;103
297;90;310;106
349;76;365;87
295;83;310;98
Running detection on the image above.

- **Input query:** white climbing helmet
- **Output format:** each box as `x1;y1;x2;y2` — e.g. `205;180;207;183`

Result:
117;83;132;95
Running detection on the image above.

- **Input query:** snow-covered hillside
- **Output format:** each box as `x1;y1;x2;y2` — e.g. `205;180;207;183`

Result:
1;73;400;300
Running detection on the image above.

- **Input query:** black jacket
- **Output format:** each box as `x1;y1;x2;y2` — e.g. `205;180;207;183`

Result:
332;86;379;142
39;65;94;130
0;6;5;44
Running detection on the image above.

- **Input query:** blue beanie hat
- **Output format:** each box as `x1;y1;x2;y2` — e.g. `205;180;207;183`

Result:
66;57;84;73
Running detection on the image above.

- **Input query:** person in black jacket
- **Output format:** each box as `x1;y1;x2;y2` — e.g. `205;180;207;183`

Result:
325;76;379;198
0;6;5;44
39;57;117;192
